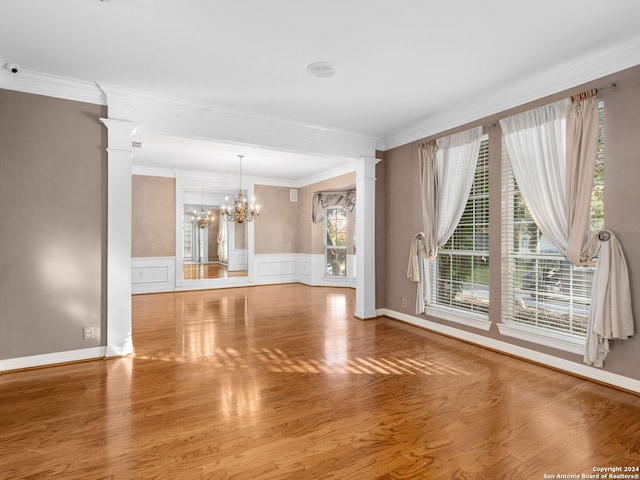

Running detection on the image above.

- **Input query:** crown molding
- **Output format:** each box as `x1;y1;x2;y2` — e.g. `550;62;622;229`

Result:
99;83;380;160
0;68;379;159
0;69;105;105
293;162;358;189
131;165;176;178
131;162;359;189
99;82;374;141
132;165;305;188
381;34;640;151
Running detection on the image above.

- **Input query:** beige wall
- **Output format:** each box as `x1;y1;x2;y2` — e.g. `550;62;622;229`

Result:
131;175;175;257
0;89;107;359
130;178;359;258
379;64;640;380
253;185;298;254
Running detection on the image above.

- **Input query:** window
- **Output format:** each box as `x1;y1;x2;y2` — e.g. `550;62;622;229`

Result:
431;136;490;315
501;102;604;338
325;207;347;276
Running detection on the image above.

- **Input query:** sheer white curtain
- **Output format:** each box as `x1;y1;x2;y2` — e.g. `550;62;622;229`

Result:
408;126;483;313
217;211;228;263
501;99;570;253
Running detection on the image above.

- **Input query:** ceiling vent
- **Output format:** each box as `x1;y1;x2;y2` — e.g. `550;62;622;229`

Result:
306;62;337;78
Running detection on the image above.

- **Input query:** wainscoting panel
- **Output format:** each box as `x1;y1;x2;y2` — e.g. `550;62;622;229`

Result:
132;257;176;294
294;254;355;288
228;249;248;272
253;254;297;285
131;255;355;292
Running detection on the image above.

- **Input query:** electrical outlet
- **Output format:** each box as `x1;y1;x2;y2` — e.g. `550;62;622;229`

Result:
401;298;407;308
83;326;94;340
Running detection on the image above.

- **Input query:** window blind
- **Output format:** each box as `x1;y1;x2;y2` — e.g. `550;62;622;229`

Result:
432;137;490;314
501;102;604;336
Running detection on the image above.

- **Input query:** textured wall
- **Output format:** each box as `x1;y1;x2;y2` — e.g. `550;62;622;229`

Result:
0;89;107;358
253;185;298;254
131;175;175;257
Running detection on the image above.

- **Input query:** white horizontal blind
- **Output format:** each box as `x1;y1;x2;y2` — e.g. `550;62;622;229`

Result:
501;102;604;336
432;137;490;314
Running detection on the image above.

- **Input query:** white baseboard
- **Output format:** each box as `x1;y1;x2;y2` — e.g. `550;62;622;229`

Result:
378;308;640;394
0;347;107;372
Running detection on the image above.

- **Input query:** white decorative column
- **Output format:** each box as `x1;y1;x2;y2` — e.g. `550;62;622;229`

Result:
100;118;137;357
354;157;380;319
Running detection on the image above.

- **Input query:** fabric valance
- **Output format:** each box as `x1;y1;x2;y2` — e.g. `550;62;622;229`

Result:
311;190;356;223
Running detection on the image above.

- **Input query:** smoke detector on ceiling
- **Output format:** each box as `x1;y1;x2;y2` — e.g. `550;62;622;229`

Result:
306;62;337;78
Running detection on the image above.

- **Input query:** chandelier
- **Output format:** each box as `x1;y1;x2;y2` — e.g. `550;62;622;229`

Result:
193;206;215;229
223;154;260;223
188;187;215;229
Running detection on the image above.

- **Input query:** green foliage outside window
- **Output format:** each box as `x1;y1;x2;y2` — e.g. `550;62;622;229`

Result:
325;207;347;276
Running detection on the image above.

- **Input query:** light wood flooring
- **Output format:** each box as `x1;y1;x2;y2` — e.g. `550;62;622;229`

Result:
1;284;639;479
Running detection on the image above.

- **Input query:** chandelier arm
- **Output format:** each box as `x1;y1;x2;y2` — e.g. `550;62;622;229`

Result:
222;154;259;223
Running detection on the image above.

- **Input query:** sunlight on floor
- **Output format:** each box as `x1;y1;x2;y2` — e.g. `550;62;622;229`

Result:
135;347;470;376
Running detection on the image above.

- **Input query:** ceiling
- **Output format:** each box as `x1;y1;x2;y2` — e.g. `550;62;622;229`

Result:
2;0;640;182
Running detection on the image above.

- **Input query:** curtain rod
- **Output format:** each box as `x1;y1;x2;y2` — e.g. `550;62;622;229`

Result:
483;83;617;127
597;82;617;92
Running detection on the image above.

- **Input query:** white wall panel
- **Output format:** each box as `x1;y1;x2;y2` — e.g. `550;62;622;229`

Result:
132;257;176;294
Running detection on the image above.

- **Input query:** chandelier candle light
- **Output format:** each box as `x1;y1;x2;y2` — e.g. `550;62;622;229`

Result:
223;154;260;223
193;187;215;229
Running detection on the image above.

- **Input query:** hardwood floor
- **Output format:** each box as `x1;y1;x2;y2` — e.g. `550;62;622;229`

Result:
1;284;639;479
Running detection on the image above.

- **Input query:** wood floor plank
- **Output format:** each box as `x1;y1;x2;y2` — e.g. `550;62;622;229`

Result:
1;284;639;479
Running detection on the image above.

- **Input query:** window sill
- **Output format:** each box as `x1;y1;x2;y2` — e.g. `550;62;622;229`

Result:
424;305;491;331
497;322;585;355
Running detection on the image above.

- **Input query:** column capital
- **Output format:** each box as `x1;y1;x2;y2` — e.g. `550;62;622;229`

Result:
358;156;382;164
354;156;381;169
355;156;380;181
99;118;138;133
100;118;138;153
